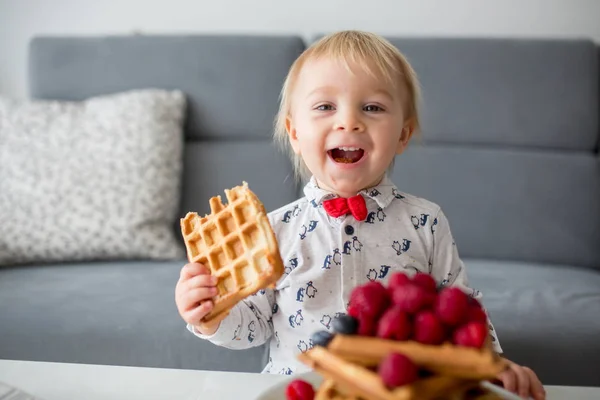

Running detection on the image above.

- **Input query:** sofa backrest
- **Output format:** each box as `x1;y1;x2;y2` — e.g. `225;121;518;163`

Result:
379;37;600;269
29;34;600;269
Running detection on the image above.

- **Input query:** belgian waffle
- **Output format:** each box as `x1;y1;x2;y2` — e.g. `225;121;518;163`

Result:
180;182;284;323
315;380;362;400
325;335;505;380
314;377;501;400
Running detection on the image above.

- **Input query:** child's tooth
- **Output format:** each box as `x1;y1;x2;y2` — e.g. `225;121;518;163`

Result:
338;146;362;151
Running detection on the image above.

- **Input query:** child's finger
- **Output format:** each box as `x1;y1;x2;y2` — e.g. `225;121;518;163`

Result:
186;274;218;289
497;369;517;393
524;367;546;400
180;263;210;280
509;364;530;399
186;287;218;305
186;301;214;324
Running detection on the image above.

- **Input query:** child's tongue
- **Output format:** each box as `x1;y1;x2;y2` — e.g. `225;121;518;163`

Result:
330;148;364;164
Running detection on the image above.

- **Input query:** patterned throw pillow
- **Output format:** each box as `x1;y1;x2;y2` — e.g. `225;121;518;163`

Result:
0;89;186;266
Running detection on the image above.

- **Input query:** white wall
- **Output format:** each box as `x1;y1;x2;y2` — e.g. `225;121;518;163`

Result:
1;0;599;99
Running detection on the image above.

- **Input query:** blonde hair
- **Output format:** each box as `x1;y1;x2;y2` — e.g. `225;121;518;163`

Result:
274;30;422;182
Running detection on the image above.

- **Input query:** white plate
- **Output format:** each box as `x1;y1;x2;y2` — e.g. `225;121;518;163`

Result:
253;371;323;400
253;372;525;400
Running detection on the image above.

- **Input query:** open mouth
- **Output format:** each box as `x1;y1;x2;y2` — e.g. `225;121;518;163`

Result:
328;147;365;164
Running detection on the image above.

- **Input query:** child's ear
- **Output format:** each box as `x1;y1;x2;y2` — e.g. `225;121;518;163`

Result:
286;116;301;155
396;119;415;155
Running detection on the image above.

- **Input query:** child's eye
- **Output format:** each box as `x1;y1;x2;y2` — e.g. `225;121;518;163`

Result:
364;104;383;112
315;104;334;111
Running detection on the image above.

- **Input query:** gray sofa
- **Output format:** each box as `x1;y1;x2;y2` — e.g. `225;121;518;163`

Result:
1;34;599;387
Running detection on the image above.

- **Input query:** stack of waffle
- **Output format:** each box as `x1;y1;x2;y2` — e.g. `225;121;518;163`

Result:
299;335;507;400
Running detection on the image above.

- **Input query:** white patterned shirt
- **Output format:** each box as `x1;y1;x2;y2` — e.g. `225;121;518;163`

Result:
189;175;502;375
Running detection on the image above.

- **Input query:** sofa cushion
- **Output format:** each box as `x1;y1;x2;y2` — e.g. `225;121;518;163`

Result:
385;37;599;151
391;144;600;270
0;90;186;266
0;260;268;372
466;258;600;386
29;35;306;141
2;258;598;385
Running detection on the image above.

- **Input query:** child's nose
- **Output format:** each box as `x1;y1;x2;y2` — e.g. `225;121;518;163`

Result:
334;111;365;132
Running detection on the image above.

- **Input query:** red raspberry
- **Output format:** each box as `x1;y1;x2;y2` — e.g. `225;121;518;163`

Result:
412;273;438;293
286;379;315;400
466;301;487;324
452;321;488;348
414;310;446;345
376;306;412;341
357;315;378;336
391;283;435;314
388;272;411;291
347;304;360;318
470;297;484;309
378;353;419;388
349;282;390;319
435;287;469;326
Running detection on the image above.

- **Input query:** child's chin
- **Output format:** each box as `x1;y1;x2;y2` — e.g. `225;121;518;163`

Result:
327;176;372;194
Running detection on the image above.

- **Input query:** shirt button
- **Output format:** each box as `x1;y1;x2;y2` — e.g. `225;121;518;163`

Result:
344;225;354;235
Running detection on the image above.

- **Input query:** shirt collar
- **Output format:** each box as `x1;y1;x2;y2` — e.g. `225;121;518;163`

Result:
303;175;402;210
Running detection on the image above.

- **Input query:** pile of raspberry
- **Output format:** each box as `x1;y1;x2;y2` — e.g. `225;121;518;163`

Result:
349;272;488;345
285;272;491;400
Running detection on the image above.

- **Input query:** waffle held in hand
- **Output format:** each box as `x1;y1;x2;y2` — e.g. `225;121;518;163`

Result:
180;182;284;324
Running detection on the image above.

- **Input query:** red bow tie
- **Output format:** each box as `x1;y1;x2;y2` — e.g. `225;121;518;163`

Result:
322;195;367;221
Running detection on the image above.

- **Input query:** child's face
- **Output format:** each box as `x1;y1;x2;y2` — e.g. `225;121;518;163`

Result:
286;57;413;197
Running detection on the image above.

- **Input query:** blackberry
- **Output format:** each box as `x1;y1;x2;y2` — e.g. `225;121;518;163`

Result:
332;314;359;334
310;330;334;347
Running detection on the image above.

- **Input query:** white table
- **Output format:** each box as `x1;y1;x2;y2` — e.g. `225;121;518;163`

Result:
1;359;599;400
0;359;287;400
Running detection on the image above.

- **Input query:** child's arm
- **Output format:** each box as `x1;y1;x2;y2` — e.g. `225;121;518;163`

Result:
429;209;503;353
187;287;275;349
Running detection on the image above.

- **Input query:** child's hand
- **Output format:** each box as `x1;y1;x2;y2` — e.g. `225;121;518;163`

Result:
496;359;546;400
175;262;220;336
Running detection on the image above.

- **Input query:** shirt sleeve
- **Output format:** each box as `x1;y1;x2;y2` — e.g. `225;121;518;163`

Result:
429;208;503;354
187;287;276;349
